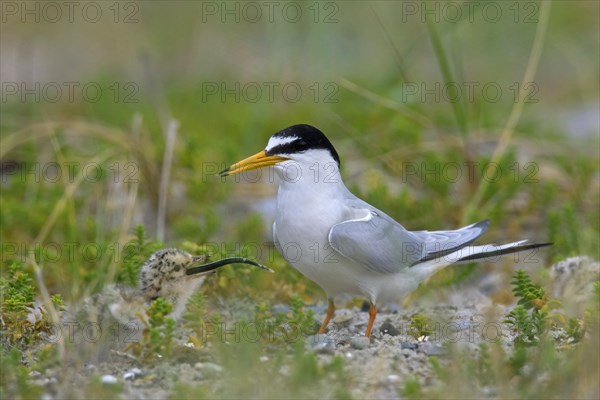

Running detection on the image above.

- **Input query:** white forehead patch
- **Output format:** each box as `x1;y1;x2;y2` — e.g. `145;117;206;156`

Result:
265;135;298;152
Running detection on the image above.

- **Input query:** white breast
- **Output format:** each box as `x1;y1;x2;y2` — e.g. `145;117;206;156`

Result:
272;161;375;300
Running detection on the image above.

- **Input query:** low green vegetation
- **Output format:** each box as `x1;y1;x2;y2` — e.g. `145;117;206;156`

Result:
0;262;63;346
138;297;177;360
505;270;549;345
401;269;600;398
407;314;434;340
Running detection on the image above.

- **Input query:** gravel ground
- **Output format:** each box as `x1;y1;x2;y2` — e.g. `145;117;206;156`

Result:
16;257;600;398
21;302;534;399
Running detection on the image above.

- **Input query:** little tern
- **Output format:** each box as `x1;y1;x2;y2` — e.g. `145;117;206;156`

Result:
220;124;551;337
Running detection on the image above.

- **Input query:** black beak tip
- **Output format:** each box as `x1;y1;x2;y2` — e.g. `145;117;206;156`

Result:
219;167;230;177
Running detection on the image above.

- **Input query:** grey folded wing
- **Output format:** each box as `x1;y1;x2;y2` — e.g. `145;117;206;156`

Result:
329;209;491;273
328;211;426;273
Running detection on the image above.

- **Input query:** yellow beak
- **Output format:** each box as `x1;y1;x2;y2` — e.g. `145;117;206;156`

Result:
220;150;288;176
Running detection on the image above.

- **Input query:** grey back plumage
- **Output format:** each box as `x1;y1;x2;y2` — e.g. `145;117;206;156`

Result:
328;189;491;274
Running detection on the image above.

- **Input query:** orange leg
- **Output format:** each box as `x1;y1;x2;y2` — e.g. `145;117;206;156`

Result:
365;303;377;337
318;299;335;334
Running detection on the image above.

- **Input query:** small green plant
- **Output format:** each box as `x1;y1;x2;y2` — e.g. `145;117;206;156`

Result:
586;281;600;332
567;281;600;342
511;270;547;310
1;263;35;313
131;297;176;360
0;262;62;346
505;270;548;345
408;314;434;340
119;225;163;286
50;294;65;308
286;294;318;336
252;295;318;344
254;301;272;323
182;291;208;347
475;343;494;386
288;343;350;396
565;318;585;342
0;347;44;399
505;306;546;345
592;281;600;316
147;297;176;358
401;377;423;399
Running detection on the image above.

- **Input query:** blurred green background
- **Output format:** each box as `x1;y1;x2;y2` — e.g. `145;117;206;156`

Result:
1;0;598;300
1;1;599;398
0;0;597;293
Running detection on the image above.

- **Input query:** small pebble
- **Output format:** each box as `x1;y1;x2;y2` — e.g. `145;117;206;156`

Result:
271;305;290;315
305;334;336;354
418;341;446;356
123;368;143;381
453;318;472;330
333;310;354;324
279;365;290;376
195;362;224;376
350;336;370;350
307;304;327;314
101;375;118;384
401;348;414;357
361;301;371;312
387;374;400;383
481;385;497;397
401;342;418;350
29;371;42;378
259;356;269;362
380;320;401;336
384;303;402;313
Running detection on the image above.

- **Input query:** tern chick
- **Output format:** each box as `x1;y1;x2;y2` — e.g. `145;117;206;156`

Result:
64;248;272;356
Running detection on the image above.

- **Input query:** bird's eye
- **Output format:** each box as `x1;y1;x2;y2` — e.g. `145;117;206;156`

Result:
173;265;181;272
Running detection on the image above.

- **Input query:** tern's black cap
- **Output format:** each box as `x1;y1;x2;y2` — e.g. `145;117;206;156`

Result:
266;124;341;167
